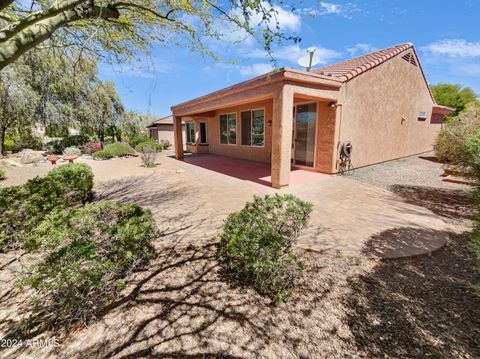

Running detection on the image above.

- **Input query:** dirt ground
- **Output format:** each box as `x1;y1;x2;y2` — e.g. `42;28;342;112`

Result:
0;151;479;358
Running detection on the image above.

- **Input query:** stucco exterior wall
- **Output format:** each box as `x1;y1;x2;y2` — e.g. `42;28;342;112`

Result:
149;124;186;146
185;99;274;162
337;50;439;170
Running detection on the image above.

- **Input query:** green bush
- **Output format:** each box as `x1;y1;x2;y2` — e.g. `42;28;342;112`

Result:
63;146;82;156
135;141;162;153
3;135;15;152
47;135;90;154
92;149;114;160
0;167;5;180
0;163;94;250
219;194;313;303
128;133;151;148
435;102;480;163
20;201;157;328
103;143;135;157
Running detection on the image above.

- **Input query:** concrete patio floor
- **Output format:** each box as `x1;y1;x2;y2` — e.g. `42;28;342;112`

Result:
0;150;452;257
182;153;330;187
90;151;451;258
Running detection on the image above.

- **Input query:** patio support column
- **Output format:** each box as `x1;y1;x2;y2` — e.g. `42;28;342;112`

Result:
271;84;293;188
173;115;184;160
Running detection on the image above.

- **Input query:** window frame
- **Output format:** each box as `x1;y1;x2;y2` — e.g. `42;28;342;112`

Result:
219;112;237;145
240;108;265;148
199;121;208;145
186;121;196;144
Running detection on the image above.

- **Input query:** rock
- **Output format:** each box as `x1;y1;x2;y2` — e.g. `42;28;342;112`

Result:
0;158;23;168
16;150;46;164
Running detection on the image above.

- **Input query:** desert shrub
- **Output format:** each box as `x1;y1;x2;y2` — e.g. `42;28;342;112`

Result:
160;139;171;149
92;149;114;160
435;102;480;163
83;142;102;154
20;201;157;329
128;133;151;148
47;135;89;154
0;167;5;180
138;143;158;168
3;134;15;152
0;163;93;250
135;141;162;153
103;143;135;157
63;146;82;156
219;194;313;303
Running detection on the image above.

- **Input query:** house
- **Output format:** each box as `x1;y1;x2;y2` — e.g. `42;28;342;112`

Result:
147;115;186;145
170;43;453;188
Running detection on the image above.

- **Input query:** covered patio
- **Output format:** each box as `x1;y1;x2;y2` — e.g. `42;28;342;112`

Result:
170;68;342;188
182;153;330;187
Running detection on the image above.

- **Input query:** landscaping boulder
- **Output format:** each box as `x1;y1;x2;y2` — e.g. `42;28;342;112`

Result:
16;149;45;164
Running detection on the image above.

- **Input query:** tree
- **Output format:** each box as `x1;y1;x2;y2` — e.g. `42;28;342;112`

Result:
78;81;124;144
120;111;157;142
0;66;38;154
434;101;480;163
430;83;478;117
0;0;300;71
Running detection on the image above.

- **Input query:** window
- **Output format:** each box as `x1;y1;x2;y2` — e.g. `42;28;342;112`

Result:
220;113;236;144
241;109;264;146
186;122;195;143
199;121;207;144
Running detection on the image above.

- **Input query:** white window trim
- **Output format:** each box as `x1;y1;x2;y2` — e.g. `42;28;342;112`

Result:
219;112;237;145
240;108;265;148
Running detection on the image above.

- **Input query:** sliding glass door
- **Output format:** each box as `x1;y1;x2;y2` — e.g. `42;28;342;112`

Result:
293;103;317;167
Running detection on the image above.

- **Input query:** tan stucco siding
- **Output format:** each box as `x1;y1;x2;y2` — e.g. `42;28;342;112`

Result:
185;100;273;162
337;51;438;170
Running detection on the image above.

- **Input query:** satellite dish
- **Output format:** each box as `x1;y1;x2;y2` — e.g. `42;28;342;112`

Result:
297;47;320;71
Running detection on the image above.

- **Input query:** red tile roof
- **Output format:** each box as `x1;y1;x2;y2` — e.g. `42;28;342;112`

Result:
313;43;414;82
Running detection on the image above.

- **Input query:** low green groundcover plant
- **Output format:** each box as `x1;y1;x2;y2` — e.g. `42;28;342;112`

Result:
103;143;135;157
219;194;313;303
0;167;5;180
20;201;157;329
0;163;93;250
128;133;152;148
92;143;134;160
91;149;114;160
135;141;162;153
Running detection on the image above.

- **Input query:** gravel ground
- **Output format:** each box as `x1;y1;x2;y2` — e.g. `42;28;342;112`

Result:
345;152;475;230
1;233;479;358
344;152;467;191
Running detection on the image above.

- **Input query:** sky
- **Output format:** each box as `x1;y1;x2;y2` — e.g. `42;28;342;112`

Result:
99;0;480;117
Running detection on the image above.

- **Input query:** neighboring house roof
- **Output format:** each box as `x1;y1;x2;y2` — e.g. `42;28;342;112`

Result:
147;115;174;128
314;43;436;103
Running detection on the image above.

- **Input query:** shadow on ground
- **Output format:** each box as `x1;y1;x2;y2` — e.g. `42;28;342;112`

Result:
346;231;480;358
391;184;474;220
362;227;449;258
2;242;367;358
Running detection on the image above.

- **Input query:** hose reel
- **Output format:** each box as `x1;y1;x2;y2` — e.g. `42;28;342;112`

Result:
339;141;353;173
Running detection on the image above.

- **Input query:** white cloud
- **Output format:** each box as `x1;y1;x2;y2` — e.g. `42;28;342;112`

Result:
239;63;275;77
247;2;301;32
319;2;342;15
297;2;360;18
346;43;378;56
422;39;480;58
249;44;341;65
